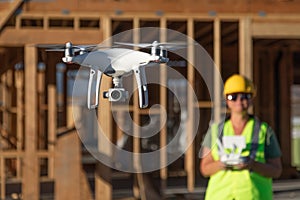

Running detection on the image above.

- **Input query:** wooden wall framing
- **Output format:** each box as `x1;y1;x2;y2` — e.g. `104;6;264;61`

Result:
0;9;300;199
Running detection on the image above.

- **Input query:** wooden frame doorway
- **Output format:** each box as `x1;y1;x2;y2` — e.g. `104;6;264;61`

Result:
253;39;300;178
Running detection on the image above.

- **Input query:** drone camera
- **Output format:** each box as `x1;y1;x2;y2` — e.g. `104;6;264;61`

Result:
103;88;129;102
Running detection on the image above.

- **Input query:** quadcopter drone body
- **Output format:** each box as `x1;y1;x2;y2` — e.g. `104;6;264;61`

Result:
47;41;184;109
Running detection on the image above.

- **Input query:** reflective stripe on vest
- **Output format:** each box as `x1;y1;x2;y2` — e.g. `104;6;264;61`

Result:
205;118;273;200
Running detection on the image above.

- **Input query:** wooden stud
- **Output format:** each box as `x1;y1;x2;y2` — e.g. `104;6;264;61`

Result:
0;10;299;199
132;17;144;200
54;129;81;200
239;17;252;78
1;73;7;150
47;85;56;179
159;17;168;182
23;44;39;200
0;157;5;200
3;70;13;150
213;18;222;123
14;69;24;179
95;16;112;200
185;17;195;192
43;16;49;30
38;67;46;149
54;51;81;200
46;51;58;181
240;17;254;114
74;16;80;31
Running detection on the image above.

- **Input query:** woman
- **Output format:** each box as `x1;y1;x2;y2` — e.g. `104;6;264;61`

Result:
200;74;282;200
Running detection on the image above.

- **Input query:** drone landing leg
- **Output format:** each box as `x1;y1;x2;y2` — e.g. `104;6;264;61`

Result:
134;67;148;108
87;69;102;109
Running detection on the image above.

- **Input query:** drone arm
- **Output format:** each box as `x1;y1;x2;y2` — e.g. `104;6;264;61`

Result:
133;67;148;108
87;68;102;109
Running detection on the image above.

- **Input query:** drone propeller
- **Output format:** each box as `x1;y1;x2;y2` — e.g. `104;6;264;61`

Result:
114;41;187;49
42;42;97;52
39;42;113;52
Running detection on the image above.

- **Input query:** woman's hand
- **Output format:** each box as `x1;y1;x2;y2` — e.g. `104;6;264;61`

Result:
233;158;255;170
234;158;282;178
200;147;226;177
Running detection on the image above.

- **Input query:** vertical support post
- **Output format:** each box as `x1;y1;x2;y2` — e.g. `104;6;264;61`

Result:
47;54;57;181
0;157;5;200
54;62;81;200
214;19;222;123
6;69;13;144
0;75;5;200
43;16;49;30
55;65;81;200
239;17;253;114
239;17;252;78
47;85;56;179
74;16;80;31
2;70;13;149
23;44;39;200
132;17;145;200
185;17;195;192
95;16;112;200
15;69;24;179
37;64;46;150
159;17;168;184
55;129;81;200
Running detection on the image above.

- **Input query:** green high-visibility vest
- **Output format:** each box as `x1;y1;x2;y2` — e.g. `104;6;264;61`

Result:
205;117;273;200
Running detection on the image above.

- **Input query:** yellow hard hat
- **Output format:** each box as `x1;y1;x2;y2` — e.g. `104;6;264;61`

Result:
224;74;256;96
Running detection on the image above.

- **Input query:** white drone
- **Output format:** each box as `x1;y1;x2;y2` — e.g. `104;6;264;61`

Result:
45;41;186;109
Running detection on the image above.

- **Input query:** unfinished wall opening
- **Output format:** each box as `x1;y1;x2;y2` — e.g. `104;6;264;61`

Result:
253;38;300;177
221;21;239;80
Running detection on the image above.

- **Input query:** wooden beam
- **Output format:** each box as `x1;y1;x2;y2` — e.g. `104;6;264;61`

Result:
252;22;300;38
0;0;24;31
17;0;300;14
23;44;39;200
0;28;103;46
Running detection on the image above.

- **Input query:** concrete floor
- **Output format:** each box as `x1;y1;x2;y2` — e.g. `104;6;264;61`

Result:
115;179;300;200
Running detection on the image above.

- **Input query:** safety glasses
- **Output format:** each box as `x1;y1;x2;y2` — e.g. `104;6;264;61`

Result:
226;93;252;101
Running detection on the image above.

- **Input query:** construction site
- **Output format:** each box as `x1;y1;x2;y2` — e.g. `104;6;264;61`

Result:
1;0;300;199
